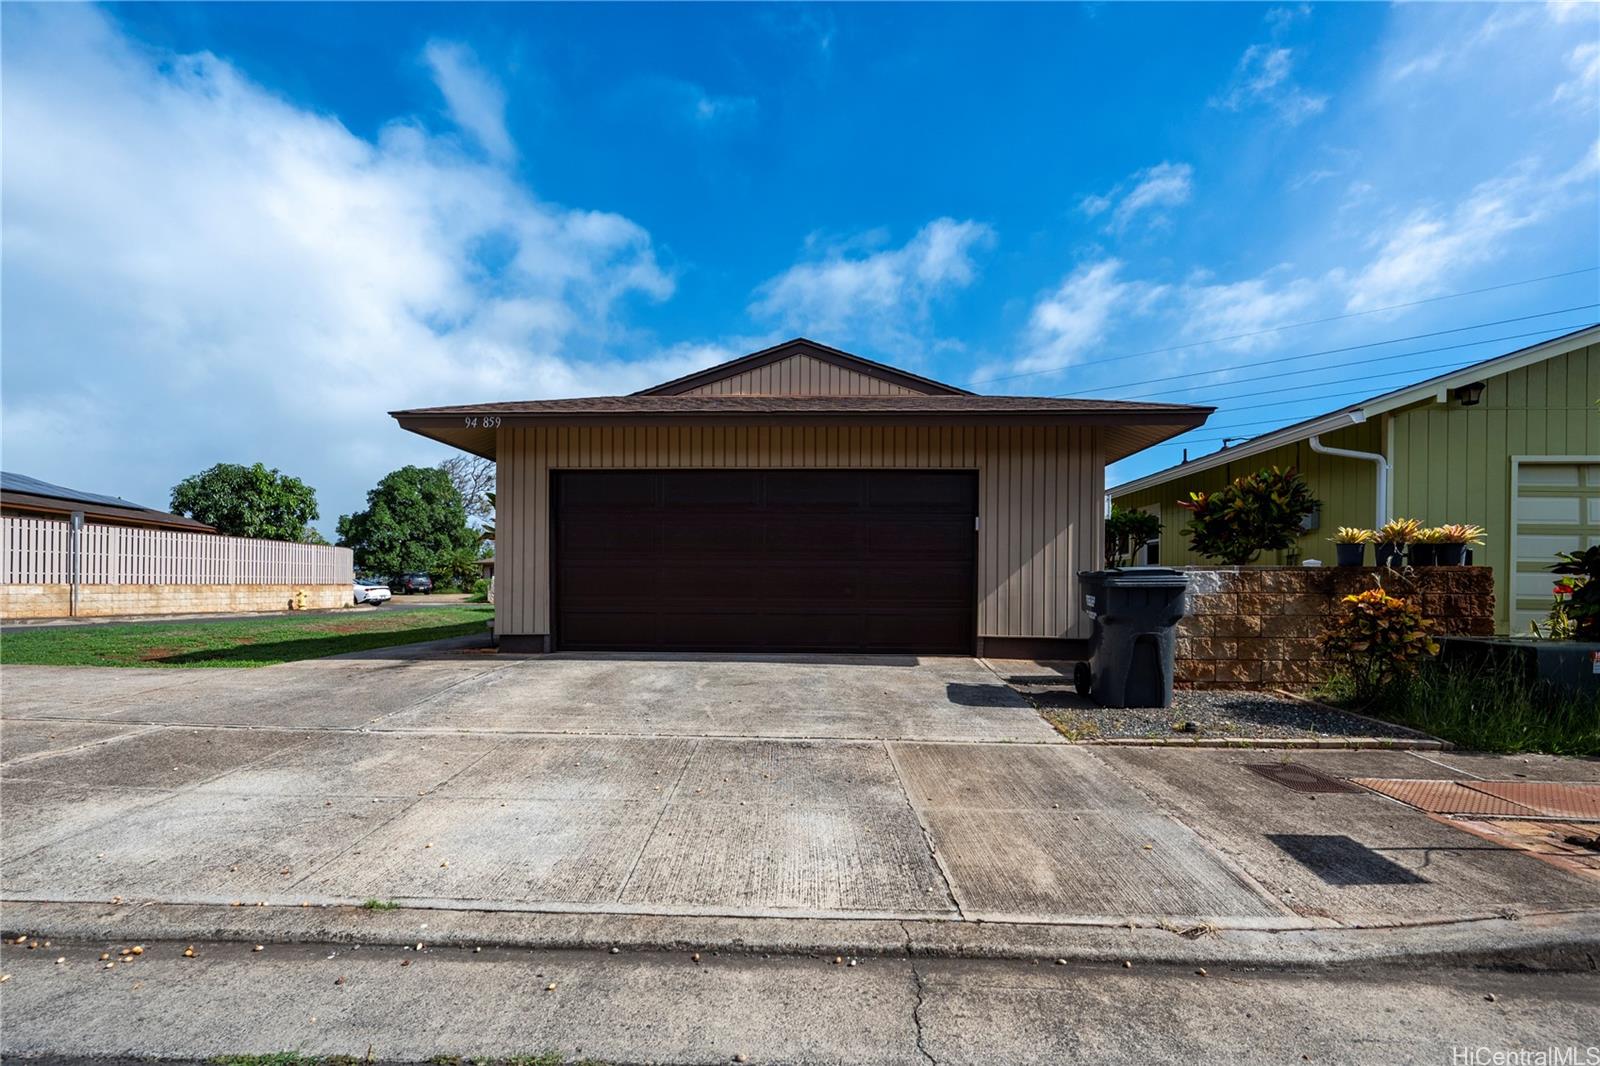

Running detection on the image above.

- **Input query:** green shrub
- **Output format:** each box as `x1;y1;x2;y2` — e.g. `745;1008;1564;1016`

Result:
1176;465;1317;564
1322;587;1439;700
469;578;490;603
1550;546;1600;640
1104;505;1161;567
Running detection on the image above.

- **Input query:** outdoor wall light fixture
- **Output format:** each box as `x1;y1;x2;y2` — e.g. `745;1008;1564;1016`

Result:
1454;381;1487;407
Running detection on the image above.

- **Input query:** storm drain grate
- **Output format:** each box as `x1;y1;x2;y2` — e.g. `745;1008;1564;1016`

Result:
1351;779;1543;817
1246;763;1363;794
1463;782;1600;821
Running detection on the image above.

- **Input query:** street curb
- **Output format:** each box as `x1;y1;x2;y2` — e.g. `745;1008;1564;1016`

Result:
1079;736;1449;750
5;901;1597;973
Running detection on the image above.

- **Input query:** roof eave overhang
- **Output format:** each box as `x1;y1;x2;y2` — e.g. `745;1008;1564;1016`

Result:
394;409;1213;462
1109;409;1365;497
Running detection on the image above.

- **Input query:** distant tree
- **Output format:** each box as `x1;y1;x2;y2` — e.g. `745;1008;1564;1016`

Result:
1104;506;1161;567
169;462;319;541
439;455;495;526
336;465;476;579
299;525;330;546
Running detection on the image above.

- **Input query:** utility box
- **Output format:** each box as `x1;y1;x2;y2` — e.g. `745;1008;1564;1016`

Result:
1074;567;1189;709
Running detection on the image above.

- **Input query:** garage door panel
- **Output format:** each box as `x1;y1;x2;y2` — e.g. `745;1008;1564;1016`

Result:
661;472;761;508
1512;460;1600;634
867;565;973;604
764;517;870;554
761;611;869;649
655;565;768;600
559;611;659;646
868;517;975;557
759;566;865;602
867;472;975;510
554;471;976;653
763;471;866;508
558;519;660;556
559;472;659;509
657;516;768;555
558;564;659;600
865;611;970;650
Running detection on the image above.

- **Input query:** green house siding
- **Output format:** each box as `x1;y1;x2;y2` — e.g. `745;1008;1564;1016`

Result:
1114;340;1600;634
1389;341;1600;633
1117;418;1382;568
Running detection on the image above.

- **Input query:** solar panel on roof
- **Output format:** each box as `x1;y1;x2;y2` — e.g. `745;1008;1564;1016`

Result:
0;471;159;512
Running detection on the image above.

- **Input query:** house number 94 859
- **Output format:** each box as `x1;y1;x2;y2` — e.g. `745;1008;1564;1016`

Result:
465;416;502;429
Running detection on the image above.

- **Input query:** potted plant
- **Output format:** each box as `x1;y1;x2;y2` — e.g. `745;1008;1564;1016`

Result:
1434;523;1485;566
1374;518;1421;568
1410;526;1446;566
1330;527;1375;567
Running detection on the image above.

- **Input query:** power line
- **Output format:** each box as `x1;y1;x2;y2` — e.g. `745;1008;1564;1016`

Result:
1136;367;1482;449
1160;357;1489;420
974;265;1600;387
1055;307;1596;399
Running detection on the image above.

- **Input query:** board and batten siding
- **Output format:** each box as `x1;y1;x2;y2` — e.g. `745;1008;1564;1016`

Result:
1115;418;1383;567
1116;340;1600;633
494;423;1103;644
1390;340;1600;633
680;354;923;396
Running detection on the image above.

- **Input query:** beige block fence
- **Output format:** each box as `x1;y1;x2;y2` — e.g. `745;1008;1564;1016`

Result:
1;516;353;620
1177;566;1495;690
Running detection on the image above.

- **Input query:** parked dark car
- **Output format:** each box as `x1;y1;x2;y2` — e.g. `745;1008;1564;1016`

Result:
393;572;434;595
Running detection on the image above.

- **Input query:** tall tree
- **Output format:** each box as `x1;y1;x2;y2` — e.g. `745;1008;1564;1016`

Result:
439;455;495;526
169;462;319;541
336;465;476;578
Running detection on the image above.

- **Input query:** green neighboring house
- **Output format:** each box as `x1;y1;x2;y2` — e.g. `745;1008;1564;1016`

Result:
1111;325;1600;636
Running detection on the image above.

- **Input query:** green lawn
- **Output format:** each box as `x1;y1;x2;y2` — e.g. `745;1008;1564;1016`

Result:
0;605;494;668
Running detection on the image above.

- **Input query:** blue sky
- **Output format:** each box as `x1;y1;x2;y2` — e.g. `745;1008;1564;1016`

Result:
3;2;1597;533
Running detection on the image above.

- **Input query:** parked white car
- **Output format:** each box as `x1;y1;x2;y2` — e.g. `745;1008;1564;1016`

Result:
353;580;391;606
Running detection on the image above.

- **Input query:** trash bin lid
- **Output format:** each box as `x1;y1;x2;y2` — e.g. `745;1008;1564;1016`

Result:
1099;566;1188;586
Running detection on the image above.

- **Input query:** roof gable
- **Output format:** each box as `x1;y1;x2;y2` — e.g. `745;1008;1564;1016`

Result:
636;338;972;397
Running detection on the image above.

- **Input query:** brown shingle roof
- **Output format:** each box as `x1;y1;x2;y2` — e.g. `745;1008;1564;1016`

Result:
393;394;1210;418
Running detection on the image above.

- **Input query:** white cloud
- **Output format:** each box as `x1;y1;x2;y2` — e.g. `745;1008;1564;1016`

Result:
1017;260;1165;374
423;40;514;162
1212;6;1329;127
1176;273;1322;350
749;218;994;347
1080;162;1194;233
0;7;680;529
1344;147;1598;310
1554;40;1600;107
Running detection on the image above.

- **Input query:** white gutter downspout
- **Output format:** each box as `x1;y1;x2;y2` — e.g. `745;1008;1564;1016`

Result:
1309;412;1389;528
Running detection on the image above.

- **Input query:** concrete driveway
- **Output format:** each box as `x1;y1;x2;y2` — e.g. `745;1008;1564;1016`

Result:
3;650;1598;931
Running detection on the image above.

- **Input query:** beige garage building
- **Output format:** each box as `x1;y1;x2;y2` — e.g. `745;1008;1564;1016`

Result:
395;338;1209;656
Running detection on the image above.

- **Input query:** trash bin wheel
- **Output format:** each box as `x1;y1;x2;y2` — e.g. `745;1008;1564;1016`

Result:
1073;661;1092;697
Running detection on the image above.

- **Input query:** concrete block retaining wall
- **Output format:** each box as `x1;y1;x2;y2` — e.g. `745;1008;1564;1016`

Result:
1178;566;1496;690
0;583;353;620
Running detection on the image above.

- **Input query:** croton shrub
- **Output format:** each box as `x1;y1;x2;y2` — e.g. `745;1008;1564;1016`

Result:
1176;465;1318;565
1322;587;1440;699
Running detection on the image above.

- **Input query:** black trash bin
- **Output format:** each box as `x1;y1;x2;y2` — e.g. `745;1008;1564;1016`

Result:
1073;567;1189;709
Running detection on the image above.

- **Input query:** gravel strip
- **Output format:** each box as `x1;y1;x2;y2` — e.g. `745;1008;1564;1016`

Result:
1002;677;1426;742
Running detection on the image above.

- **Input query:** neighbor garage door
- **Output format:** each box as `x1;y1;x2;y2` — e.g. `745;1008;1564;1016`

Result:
1511;459;1600;635
554;470;976;652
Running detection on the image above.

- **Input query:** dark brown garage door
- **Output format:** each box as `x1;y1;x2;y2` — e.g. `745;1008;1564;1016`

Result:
554;470;976;653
